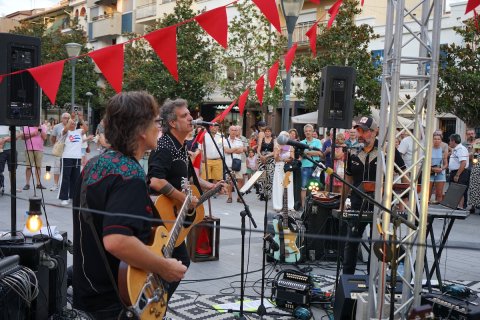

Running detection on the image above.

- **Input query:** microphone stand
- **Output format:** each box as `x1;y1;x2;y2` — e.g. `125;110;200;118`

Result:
203;126;257;320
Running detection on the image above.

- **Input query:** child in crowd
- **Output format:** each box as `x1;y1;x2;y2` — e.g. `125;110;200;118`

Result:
246;148;258;179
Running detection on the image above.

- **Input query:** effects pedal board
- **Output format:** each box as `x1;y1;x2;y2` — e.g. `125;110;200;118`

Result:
421;291;480;320
272;272;312;310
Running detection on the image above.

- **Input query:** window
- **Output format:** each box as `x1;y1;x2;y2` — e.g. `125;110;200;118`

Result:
80;7;86;16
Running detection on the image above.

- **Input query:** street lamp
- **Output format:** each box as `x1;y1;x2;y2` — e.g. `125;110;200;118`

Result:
86;91;93;134
280;0;304;131
65;42;82;114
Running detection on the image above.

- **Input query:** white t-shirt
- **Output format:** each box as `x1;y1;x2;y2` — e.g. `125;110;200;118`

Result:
199;132;224;159
63;129;83;159
449;144;469;170
223;137;243;168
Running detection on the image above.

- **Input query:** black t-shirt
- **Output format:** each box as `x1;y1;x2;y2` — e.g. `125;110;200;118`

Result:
345;139;406;211
72;150;153;313
148;132;194;193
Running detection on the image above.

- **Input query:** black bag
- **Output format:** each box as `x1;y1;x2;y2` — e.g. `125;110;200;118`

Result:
232;158;242;172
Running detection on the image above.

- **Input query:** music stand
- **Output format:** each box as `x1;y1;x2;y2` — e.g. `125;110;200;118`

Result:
239;171;264;195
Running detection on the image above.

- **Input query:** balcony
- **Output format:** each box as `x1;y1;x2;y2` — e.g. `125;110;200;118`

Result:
281;21;319;45
136;1;157;21
91;12;121;39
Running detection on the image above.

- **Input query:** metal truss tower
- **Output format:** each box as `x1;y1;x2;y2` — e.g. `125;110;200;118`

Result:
367;0;443;318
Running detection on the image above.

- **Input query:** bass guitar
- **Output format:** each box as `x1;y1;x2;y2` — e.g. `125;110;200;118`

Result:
273;172;300;263
155;183;222;247
118;178;192;319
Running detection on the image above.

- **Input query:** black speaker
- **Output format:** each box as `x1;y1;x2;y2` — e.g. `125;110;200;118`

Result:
0;33;41;126
333;274;368;320
317;66;355;129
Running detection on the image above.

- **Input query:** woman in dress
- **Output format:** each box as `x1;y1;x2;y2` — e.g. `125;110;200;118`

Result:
257;126;275;201
272;131;294;211
468;138;480;212
429;132;448;204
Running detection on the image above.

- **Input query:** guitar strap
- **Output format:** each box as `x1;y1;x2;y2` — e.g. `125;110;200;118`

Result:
188;157;203;196
79;160;137;319
277;215;286;262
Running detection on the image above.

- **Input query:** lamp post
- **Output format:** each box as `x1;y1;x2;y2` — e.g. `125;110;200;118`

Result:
280;0;304;131
86;91;93;134
65;42;82;115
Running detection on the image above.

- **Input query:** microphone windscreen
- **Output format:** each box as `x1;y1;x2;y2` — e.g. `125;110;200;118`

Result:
277;134;289;145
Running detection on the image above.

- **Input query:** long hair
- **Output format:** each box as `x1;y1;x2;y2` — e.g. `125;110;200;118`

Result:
104;91;159;157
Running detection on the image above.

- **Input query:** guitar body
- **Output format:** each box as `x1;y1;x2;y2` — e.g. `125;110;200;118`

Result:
118;226;170;319
155;186;204;247
272;217;300;263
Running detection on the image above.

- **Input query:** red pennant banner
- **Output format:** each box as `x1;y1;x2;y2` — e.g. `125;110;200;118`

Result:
475;10;480;32
361;0;364;6
285;43;298;73
305;22;318;57
193;128;206;145
466;0;480;14
213;99;237;122
252;0;281;33
89;44;124;93
27;60;65;105
238;89;249;116
256;75;265;106
193;152;202;170
195;6;228;48
268;61;279;89
0;75;3;84
145;26;178;81
327;0;343;29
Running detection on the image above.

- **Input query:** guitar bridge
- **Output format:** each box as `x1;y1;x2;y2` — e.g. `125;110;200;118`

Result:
131;274;168;318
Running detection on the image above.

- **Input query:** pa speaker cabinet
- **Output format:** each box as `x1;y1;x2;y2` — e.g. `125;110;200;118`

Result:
317;66;355;129
0;33;41;126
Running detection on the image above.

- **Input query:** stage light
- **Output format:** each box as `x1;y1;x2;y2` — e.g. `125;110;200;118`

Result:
307;179;321;192
25;197;43;233
44;165;51;180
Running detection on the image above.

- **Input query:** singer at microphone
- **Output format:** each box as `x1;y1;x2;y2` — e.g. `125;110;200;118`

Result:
191;119;220;127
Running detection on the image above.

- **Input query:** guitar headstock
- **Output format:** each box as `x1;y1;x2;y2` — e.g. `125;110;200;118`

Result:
181;177;191;196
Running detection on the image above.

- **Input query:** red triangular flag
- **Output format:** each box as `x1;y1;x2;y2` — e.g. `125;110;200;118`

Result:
213;99;237;122
193;128;206;145
193;152;202;170
89;44;124;93
268;61;279;89
475;10;480;32
310;0;320;3
252;0;281;33
361;0;364;6
256;75;265;106
238;89;249;116
27;60;65;105
285;43;298;73
0;75;4;84
466;0;480;14
144;26;178;81
195;6;228;48
327;0;343;29
305;22;318;57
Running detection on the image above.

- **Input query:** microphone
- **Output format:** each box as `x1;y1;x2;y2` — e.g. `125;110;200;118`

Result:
191;119;220;127
277;135;322;151
345;143;365;151
264;233;279;251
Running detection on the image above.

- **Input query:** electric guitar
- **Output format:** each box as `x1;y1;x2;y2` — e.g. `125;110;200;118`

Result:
273;172;300;263
155;183;222;247
118;178;192;319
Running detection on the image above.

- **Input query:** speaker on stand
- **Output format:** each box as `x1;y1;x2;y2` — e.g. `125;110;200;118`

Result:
317;66;356;129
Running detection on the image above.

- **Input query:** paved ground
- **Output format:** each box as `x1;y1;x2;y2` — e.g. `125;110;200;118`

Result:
1;144;480;319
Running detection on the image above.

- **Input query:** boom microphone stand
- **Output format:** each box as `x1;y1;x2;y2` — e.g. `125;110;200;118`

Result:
202;126;257;320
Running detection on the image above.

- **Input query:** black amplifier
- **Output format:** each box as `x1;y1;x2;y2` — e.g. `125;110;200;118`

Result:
272;272;311;310
421;291;480;320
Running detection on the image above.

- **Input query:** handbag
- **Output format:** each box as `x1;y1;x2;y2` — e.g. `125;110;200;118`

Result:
226;138;242;172
52;134;66;157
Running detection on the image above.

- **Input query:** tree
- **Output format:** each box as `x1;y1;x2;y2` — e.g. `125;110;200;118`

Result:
436;17;480;127
122;0;216;108
293;0;381;116
11;21;100;111
216;1;286;110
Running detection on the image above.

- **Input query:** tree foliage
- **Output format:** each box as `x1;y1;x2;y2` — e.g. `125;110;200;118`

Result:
122;0;216;108
216;0;286;109
436;17;480;127
11;21;100;111
293;0;381;116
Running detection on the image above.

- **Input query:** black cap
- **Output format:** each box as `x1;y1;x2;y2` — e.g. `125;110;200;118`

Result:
354;116;378;131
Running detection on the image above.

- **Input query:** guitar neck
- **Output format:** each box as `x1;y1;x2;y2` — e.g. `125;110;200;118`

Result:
198;185;222;206
163;196;191;258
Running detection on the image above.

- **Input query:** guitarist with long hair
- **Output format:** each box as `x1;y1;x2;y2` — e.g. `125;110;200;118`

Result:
72;92;187;319
147;98;224;300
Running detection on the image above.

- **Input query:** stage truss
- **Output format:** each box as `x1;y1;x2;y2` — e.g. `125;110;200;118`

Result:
367;0;443;318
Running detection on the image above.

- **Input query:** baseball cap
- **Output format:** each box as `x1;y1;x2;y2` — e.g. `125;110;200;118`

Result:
257;121;266;127
354;116;378;131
